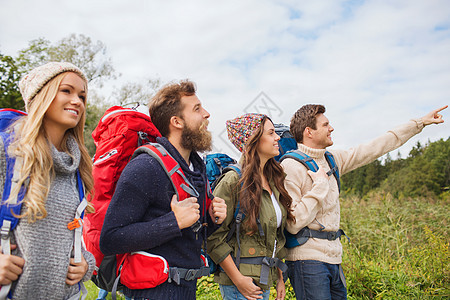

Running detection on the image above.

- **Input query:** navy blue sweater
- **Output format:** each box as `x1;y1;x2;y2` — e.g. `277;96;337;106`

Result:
100;137;217;299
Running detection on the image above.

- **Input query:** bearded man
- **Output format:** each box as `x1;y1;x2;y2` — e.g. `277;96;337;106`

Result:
100;80;227;300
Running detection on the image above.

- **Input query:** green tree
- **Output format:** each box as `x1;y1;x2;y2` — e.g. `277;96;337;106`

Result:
380;138;450;198
0;53;24;110
408;141;424;159
16;34;116;87
84;91;109;156
362;159;385;195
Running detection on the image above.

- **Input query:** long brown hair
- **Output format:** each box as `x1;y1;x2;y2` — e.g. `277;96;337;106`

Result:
239;117;294;233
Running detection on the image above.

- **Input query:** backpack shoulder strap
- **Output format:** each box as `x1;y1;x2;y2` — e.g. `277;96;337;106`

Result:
223;164;242;177
132;143;198;201
279;150;319;172
324;151;340;191
0;131;25;300
69;169;88;264
0;132;25;232
281;150;341;191
218;164;242;218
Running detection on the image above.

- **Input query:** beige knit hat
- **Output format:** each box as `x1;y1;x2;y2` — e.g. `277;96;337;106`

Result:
19;62;87;105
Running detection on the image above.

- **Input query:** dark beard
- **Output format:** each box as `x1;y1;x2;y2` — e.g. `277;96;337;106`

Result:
180;123;212;152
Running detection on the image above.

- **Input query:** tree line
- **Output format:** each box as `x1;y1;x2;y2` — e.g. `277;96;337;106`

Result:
341;138;450;198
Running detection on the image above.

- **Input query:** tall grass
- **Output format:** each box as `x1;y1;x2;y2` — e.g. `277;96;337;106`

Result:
341;192;449;299
86;193;449;299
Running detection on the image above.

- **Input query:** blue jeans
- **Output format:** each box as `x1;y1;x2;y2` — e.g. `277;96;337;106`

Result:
219;284;270;300
286;260;347;300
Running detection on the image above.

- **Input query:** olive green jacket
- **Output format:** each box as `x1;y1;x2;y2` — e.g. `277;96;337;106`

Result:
207;170;287;289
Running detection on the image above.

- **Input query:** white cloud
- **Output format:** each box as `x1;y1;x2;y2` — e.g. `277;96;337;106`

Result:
0;0;448;158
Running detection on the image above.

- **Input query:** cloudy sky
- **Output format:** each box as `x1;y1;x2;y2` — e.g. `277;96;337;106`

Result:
1;0;449;158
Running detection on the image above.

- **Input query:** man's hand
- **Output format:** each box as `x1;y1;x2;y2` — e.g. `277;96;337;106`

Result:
66;256;88;285
0;245;25;285
307;166;328;182
422;105;447;126
209;197;227;224
171;194;200;229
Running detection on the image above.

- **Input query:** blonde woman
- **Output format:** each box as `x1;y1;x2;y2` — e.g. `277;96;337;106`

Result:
0;62;95;299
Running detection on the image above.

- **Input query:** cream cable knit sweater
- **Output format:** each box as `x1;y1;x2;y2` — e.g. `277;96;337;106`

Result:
281;119;424;264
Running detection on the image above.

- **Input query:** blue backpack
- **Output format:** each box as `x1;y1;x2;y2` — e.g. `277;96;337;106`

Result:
204;153;238;190
279;150;346;248
0;109;87;299
274;123;298;161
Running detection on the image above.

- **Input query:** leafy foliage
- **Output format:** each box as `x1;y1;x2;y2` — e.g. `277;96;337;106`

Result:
0;53;24;110
342;138;450;199
16;34;116;87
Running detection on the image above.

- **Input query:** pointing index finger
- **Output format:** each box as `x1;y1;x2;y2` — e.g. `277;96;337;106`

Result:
434;105;448;114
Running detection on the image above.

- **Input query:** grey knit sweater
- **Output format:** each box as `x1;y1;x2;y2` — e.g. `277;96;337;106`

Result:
0;135;95;300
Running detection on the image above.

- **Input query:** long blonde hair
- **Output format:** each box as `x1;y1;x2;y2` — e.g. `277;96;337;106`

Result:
7;72;94;222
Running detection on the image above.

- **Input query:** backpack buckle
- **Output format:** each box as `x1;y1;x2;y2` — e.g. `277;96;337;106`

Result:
191;220;202;233
327;231;337;240
184;269;196;281
0;221;11;239
67;218;83;230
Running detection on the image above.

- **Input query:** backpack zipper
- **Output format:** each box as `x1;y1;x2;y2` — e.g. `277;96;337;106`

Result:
131;251;169;274
101;109;148;123
94;149;118;165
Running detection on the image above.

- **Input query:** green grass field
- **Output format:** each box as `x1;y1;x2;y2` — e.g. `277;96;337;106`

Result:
85;193;449;299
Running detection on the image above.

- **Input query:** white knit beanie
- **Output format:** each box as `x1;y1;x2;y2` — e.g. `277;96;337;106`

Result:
19;62;87;106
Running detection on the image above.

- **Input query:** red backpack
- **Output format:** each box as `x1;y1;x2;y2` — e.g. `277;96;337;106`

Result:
83;106;161;289
83;106;212;293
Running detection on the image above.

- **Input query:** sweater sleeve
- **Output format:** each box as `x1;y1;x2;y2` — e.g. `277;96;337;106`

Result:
100;154;182;255
81;247;96;282
281;159;329;234
206;171;239;264
333;119;424;175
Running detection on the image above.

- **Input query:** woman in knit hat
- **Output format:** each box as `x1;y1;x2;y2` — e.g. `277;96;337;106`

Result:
0;62;95;299
208;113;294;300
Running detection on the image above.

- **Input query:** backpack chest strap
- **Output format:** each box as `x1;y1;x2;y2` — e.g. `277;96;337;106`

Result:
232;256;288;285
167;266;210;285
294;227;349;245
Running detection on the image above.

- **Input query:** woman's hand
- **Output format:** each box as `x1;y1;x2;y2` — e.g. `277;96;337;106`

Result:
0;245;25;285
65;255;88;285
234;275;264;300
275;268;286;300
220;255;263;300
